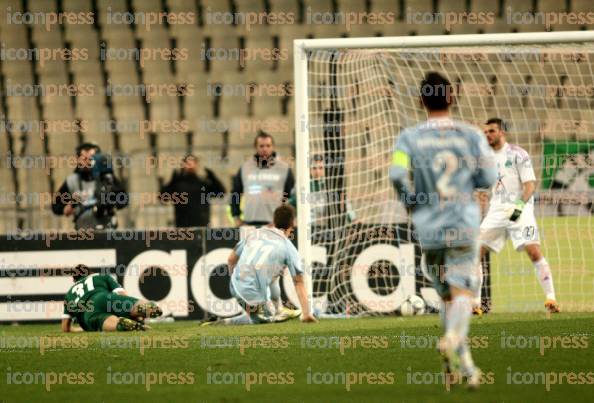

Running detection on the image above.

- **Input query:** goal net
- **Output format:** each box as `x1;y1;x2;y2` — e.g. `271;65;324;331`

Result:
293;32;594;315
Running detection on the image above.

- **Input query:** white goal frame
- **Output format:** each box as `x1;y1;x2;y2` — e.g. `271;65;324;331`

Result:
293;30;594;312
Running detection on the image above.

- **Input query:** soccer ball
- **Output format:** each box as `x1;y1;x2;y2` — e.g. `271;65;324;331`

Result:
399;295;426;316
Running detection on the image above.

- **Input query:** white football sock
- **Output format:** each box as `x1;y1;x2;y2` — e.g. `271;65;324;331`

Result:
445;295;472;348
533;258;556;300
473;262;483;307
439;301;447;329
457;343;477;377
269;277;283;314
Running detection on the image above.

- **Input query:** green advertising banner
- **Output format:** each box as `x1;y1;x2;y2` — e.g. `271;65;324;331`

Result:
541;141;594;190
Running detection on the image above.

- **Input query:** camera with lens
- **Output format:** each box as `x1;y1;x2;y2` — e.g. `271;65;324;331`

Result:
91;153;118;227
74;152;128;230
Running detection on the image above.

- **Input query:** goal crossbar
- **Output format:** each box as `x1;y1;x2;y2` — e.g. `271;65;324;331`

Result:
294;30;594;50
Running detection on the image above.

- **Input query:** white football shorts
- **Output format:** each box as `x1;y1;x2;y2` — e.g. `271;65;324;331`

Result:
479;204;540;253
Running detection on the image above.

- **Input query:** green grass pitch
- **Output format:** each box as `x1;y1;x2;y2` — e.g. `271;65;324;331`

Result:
1;217;592;402
491;216;594;311
1;313;593;403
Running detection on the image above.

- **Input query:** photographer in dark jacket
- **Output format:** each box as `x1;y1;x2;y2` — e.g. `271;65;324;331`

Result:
52;143;128;229
160;155;226;227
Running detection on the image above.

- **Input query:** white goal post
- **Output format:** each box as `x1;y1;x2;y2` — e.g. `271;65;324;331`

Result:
294;31;594;314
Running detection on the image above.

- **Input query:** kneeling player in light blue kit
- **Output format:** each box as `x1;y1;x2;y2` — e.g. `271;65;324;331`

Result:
390;72;496;389
204;205;317;325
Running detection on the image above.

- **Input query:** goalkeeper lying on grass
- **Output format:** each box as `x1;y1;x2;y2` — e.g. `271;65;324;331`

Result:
202;205;317;326
62;264;163;332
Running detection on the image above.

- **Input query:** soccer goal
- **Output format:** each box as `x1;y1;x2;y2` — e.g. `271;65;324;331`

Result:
293;31;594;314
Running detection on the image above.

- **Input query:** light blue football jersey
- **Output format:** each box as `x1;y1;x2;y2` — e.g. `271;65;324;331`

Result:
390;117;496;249
230;226;303;305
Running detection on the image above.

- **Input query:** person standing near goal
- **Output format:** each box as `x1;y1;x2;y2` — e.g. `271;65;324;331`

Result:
476;118;560;314
390;72;497;388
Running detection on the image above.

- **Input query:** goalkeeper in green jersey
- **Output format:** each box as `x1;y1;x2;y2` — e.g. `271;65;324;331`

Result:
61;264;162;332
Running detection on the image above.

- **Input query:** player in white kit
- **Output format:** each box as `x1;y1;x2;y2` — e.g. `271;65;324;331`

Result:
475;118;560;314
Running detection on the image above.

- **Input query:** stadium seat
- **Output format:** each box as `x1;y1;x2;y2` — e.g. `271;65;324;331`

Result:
133;0;162;14
46;128;78;159
103;28;137;52
252;95;283;117
222;118;253;149
480;18;521;33
438;0;468;14
185;89;213;121
311;22;347;39
127;152;161;218
71;59;103;85
168;0;199;38
378;21;417;37
42;95;74;121
153;124;187;151
63;0;92;12
119;130;149;154
405;0;434;14
112;92;145;122
303;0;334;15
235;0;265;14
272;27;297;64
370;0;397;15
0;165;15;199
65;25;100;54
572;0;592;13
338;0;367;13
135;22;170;42
206;32;244;71
268;0;299;15
193;124;225;150
82;106;115;153
0;0;22;15
96;0;126;15
537;0;567;13
221;94;249;119
448;23;486;34
201;0;231;14
470;0;500;14
19;166;51;195
408;21;450;36
29;0;57;13
343;23;379;38
199;0;234;36
503;0;533;13
176;37;205;82
166;0;196;13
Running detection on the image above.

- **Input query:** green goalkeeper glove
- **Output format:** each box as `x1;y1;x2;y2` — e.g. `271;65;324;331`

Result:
509;200;525;222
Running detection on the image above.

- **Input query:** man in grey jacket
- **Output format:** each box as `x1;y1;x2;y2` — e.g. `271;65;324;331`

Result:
230;132;294;226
